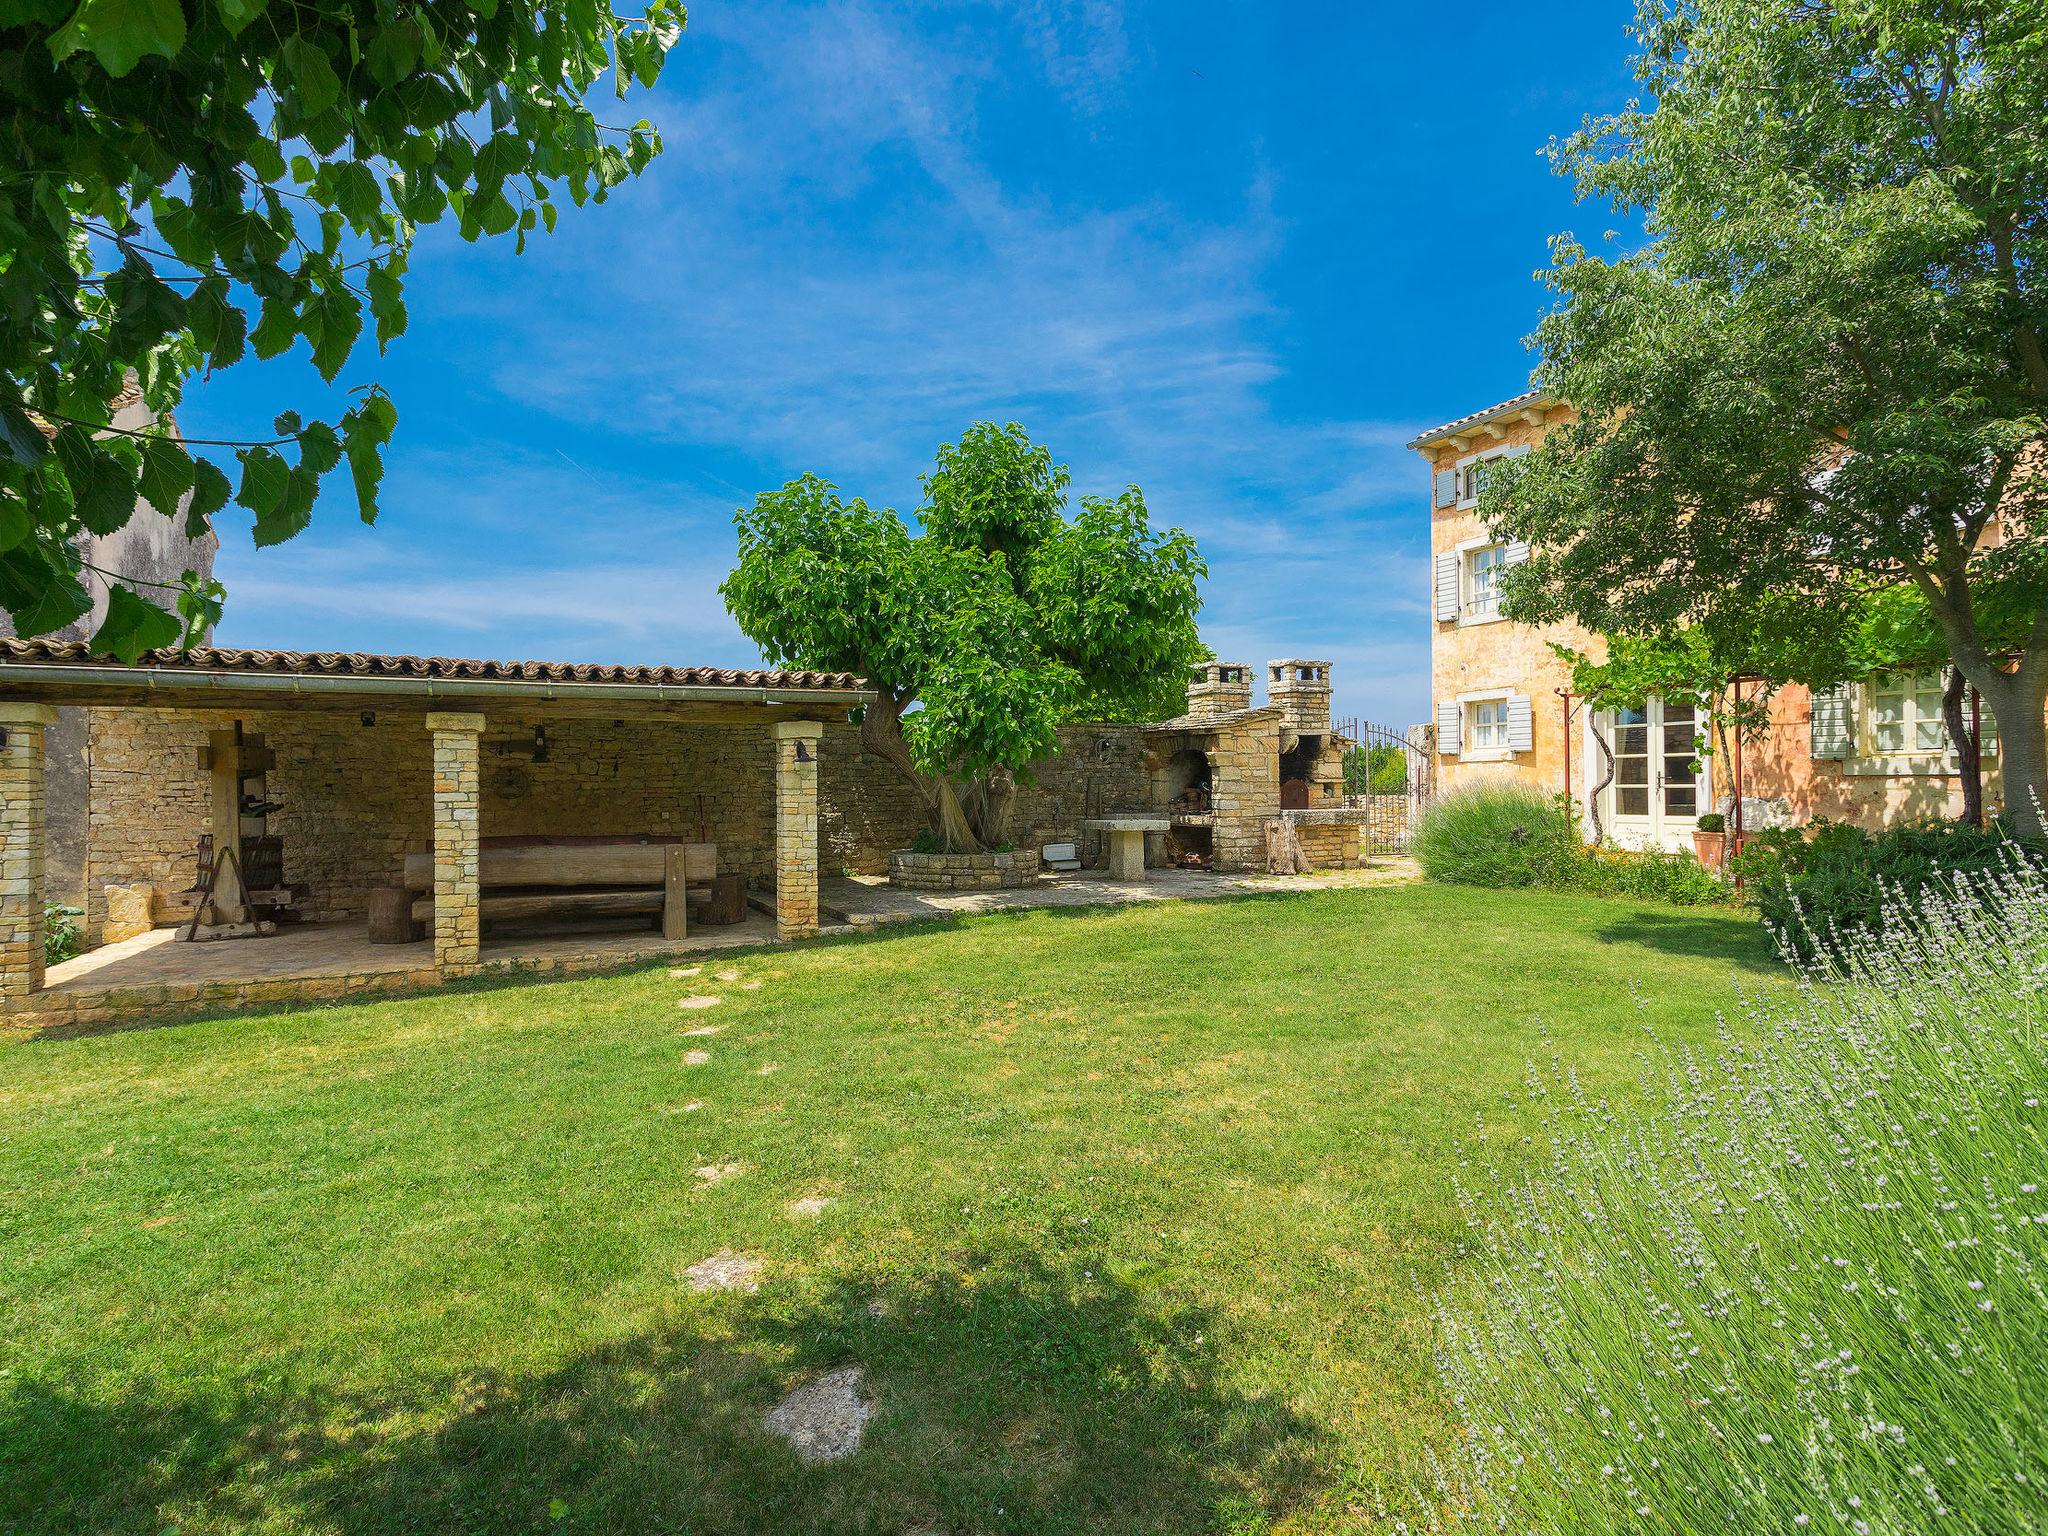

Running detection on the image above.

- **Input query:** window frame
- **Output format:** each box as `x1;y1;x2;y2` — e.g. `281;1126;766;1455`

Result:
1455;689;1516;763
1450;533;1510;627
1845;667;1998;778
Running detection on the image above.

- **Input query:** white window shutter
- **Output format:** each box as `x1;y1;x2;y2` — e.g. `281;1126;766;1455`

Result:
1436;699;1461;756
1507;692;1534;752
1433;469;1457;508
1503;539;1531;566
1433;552;1460;621
1810;682;1853;760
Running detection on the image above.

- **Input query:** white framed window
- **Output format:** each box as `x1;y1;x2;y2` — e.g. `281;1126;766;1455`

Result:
1868;669;1948;754
1468;697;1510;752
1465;544;1508;620
1843;668;1997;777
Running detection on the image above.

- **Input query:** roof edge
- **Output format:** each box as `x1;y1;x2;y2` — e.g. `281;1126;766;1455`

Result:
1406;389;1553;452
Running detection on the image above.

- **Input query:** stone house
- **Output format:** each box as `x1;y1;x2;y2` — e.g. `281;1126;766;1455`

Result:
1411;389;1990;849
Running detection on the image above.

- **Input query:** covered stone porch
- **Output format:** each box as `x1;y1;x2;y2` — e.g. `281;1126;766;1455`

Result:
0;641;872;1022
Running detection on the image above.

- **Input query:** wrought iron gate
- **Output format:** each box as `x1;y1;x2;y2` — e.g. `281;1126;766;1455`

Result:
1333;717;1433;856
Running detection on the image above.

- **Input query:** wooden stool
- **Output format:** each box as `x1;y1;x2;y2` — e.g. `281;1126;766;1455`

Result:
698;873;748;926
367;885;424;944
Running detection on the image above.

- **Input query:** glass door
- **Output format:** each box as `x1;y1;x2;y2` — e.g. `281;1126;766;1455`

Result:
1601;695;1708;848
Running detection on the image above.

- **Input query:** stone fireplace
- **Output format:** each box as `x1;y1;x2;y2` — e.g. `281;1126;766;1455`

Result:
1138;656;1368;873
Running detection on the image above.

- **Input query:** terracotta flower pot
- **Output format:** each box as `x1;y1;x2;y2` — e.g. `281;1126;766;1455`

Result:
1692;829;1727;868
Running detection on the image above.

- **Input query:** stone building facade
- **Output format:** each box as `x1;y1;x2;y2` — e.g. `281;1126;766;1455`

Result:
1412;389;1989;848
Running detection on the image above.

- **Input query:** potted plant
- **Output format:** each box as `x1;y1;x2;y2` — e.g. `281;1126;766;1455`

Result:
1692;811;1726;868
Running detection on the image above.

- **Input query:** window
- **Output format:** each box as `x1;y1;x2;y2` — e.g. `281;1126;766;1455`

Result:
1869;669;1951;754
1465;544;1508;619
1468;697;1510;751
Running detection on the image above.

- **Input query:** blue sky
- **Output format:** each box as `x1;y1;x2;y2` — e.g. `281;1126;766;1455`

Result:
183;0;1643;726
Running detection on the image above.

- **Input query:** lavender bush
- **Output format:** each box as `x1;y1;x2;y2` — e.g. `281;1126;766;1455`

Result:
1413;856;2048;1532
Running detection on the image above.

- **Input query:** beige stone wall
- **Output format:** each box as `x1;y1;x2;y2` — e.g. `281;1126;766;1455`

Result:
1424;402;1600;806
1735;682;1988;828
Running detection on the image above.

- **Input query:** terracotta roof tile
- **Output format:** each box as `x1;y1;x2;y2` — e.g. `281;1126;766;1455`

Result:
0;638;867;693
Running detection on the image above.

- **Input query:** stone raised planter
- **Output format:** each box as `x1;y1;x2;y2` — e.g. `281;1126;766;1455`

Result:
887;848;1041;891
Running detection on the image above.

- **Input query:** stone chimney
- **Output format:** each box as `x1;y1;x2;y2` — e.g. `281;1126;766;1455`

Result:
1267;659;1332;735
1186;660;1253;721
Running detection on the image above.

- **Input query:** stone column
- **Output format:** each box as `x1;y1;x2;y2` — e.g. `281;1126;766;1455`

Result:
427;712;485;975
0;704;55;1000
772;719;823;941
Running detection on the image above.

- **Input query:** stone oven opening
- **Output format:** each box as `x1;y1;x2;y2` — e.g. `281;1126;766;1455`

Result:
1164;747;1212;815
1165;822;1213;870
1278;734;1321;811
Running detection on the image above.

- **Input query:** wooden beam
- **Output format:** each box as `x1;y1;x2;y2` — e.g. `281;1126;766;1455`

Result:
206;728;248;923
412;887;665;925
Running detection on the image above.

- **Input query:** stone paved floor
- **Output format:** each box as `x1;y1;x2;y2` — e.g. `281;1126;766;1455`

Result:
822;857;1420;928
41;912;786;997
29;858;1420;1015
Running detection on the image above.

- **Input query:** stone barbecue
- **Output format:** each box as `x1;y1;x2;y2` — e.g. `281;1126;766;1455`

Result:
1139;658;1370;873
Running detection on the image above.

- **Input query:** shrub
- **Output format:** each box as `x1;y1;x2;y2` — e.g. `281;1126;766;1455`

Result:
1694;810;1725;832
1416;867;2048;1534
1415;784;1734;906
1412;783;1580;889
1571;843;1729;905
43;904;82;966
1733;816;2026;958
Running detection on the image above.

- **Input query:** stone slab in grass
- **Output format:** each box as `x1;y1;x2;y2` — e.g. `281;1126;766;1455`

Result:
684;1249;761;1292
764;1366;872;1465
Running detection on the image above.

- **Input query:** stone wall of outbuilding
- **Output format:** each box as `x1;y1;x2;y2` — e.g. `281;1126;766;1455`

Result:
78;709;1168;939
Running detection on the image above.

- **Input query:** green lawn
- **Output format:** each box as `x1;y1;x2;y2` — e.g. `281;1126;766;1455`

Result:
0;884;1787;1535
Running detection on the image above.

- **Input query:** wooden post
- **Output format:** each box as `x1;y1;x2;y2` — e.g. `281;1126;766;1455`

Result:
206;728;248;923
662;842;689;940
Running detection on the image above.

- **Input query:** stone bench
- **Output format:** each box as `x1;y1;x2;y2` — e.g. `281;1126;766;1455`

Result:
392;838;719;941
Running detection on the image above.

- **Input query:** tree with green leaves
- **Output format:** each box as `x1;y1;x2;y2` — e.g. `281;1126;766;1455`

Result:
721;423;1207;853
2;0;680;655
1490;0;2048;834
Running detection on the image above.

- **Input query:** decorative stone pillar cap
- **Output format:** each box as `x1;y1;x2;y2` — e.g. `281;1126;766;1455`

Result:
772;718;826;741
424;710;487;733
0;702;59;726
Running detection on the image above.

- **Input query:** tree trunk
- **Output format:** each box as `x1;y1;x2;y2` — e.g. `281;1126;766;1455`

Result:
1586;708;1614;843
857;694;1009;853
1966;667;2048;842
1940;668;1984;829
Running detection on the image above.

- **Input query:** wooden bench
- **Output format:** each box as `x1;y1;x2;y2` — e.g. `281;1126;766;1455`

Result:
399;838;719;939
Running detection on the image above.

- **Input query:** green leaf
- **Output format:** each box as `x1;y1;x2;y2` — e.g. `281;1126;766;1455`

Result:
281;34;341;118
307;286;361;381
91;583;182;663
212;0;264;34
0;402;49;469
297;420;340;475
185;458;230;539
54;429;138;535
252;466;316;546
366;261;407;349
233;444;288;521
137;435;194;518
0;543;92;638
365;18;419;85
249;292;299;359
0;495;31;554
49;0;186;77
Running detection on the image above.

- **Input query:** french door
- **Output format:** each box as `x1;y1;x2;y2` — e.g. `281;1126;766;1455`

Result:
1603;695;1709;850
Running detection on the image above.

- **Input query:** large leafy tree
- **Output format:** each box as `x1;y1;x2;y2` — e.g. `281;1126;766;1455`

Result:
722;423;1207;852
2;0;680;654
1491;0;2048;834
